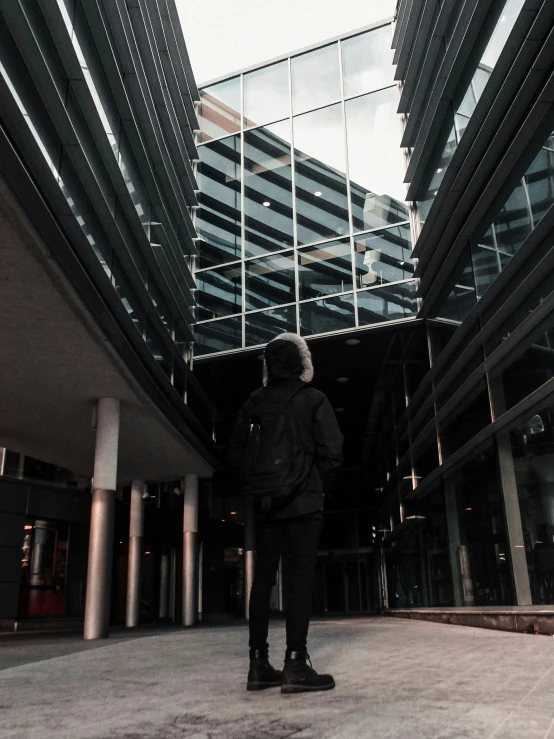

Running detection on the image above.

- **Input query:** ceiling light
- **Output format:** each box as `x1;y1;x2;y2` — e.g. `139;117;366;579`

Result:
314;191;322;197
336;377;350;383
465;507;472;511
345;338;360;346
263;201;271;207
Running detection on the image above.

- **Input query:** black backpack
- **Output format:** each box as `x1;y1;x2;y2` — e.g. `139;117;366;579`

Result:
240;381;313;503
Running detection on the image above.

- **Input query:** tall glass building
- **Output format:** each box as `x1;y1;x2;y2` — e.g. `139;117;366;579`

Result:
193;19;417;356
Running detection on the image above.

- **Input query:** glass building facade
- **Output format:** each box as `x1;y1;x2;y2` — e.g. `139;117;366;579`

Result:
193;21;418;357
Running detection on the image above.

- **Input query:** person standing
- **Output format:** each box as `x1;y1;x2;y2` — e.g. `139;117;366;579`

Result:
228;333;343;694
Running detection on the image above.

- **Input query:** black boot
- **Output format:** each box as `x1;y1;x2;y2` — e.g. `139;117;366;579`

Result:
247;648;283;691
281;649;335;694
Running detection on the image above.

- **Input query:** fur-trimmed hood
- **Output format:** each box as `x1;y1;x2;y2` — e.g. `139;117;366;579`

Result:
262;333;314;386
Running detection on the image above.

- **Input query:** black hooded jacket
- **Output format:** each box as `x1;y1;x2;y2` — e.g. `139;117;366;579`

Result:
228;334;344;519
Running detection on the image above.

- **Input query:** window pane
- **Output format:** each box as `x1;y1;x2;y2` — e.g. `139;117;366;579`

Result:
245;252;296;311
346;88;408;233
357;281;418;325
294;104;349;245
244;121;294;258
298;238;353;300
354;224;414;289
196;136;241;268
245;305;297;346
291;44;341;115
342;26;394;98
244;61;289;128
196;264;242;320
111;255;144;334
525;147;554;227
194;316;242;355
300;293;356;336
493;181;532;254
198;78;241;143
145;318;171;378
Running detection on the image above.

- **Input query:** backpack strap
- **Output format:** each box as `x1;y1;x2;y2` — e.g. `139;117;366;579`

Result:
254;380;307;405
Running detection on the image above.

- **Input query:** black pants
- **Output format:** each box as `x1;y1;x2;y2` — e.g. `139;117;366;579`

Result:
249;512;323;654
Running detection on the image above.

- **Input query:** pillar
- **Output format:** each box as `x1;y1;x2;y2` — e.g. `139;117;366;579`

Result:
244;500;255;620
126;479;144;627
159;549;170;619
169;547;177;622
84;397;120;640
444;476;465;606
489;377;533;605
182;474;198;626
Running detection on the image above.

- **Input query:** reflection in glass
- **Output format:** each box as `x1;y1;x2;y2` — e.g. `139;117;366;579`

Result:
111;255;144;334
291;44;341;115
298;238;353;300
294;104;349;245
471;239;511;299
342;26;394;98
196;136;241;268
198;78;241;143
245;252;296;311
493;181;532;254
196;264;242;320
346;89;408;233
511;410;554;605
436;255;476;323
194;316;242;355
145;318;171;378
357;281;418;325
354;224;413;289
300;293;356;336
244;61;289;128
245;305;297;346
244;121;294;257
417;0;524;218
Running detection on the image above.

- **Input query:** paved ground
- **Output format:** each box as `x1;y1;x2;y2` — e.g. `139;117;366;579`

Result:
2;617;554;738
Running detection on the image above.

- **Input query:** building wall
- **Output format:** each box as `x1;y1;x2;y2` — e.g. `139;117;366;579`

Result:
193;19;419;357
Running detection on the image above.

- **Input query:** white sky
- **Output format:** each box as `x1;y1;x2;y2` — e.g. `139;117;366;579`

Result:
177;0;396;86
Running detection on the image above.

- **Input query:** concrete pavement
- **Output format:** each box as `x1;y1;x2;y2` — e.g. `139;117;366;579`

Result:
1;617;554;738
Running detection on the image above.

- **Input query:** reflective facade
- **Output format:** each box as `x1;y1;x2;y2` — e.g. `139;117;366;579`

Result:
194;22;416;357
375;0;554;612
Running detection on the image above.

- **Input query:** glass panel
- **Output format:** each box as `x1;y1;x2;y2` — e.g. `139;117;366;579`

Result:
198;78;241;143
145;318;171;378
354;224;414;289
294;104;349;245
416;0;525;215
342;25;394;99
493;181;533;254
148;277;172;333
111;255;144;334
196;264;242;320
449;442;514;606
245;252;296;311
244;121;294;258
525;147;554;227
511;406;554;605
291;44;341;115
194;316;242;355
244;61;289;128
196;136;241;268
298;238;353;300
346;88;408;233
245;304;297;346
300;293;356;336
357;281;418;325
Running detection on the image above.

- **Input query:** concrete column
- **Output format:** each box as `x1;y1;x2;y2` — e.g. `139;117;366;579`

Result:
159;550;170;619
182;474;198;627
169;547;177;622
197;540;204;622
84;397;120;640
126;480;144;628
444;476;465;606
489;376;533;605
244;500;255;620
